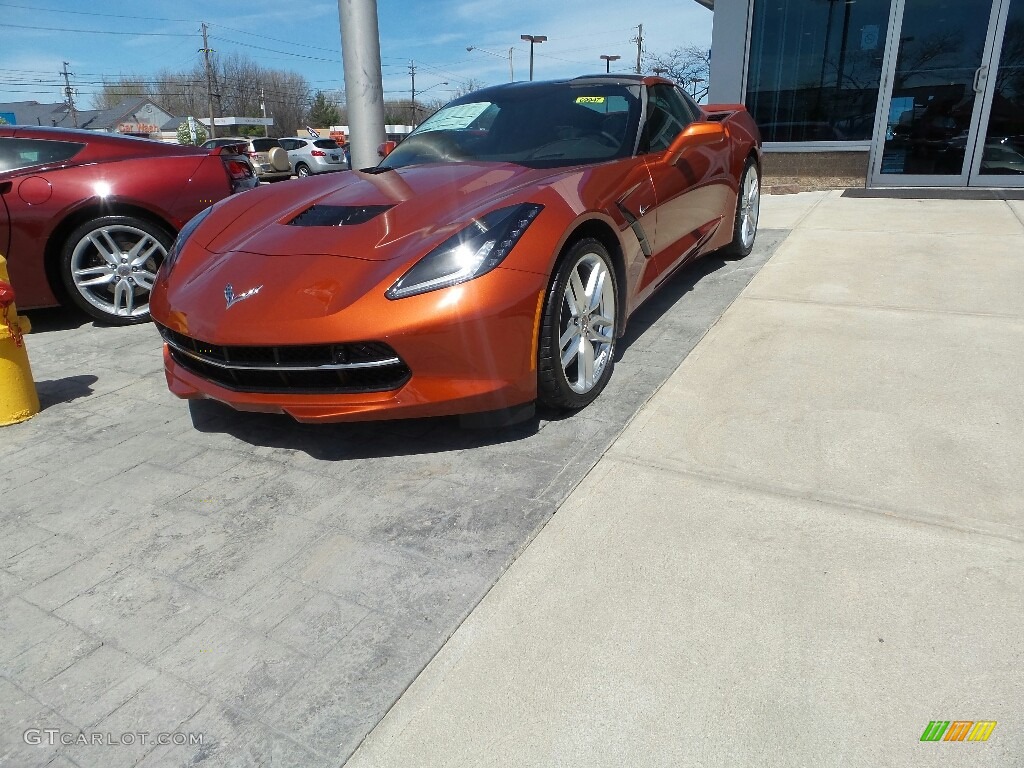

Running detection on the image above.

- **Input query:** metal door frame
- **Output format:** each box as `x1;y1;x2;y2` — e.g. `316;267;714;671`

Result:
868;0;1014;186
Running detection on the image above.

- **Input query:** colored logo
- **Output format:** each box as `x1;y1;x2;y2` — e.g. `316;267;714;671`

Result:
224;283;263;309
920;721;997;742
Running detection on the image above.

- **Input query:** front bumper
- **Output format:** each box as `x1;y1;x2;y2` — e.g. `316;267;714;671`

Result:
155;267;546;423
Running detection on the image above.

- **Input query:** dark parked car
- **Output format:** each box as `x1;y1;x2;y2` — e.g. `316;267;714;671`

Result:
0;125;257;324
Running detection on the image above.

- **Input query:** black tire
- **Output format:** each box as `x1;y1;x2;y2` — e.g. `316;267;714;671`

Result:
295;162;311;178
60;215;173;325
722;157;761;258
537;238;619;411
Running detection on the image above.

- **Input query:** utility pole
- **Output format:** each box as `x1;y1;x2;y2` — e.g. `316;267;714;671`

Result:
60;61;78;128
634;24;644;74
260;87;268;137
200;23;216;139
409;60;416;127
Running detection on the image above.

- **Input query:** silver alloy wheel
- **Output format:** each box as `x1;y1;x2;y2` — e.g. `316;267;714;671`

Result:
738;165;760;250
70;224;166;319
558;252;616;394
296;163;310;177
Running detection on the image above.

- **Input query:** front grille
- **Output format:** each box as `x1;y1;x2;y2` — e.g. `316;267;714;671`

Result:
157;324;410;394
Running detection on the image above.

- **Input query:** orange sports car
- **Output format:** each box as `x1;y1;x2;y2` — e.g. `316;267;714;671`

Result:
150;75;761;424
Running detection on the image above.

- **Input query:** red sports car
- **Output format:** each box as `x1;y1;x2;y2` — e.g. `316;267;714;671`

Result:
151;75;761;423
0;126;256;324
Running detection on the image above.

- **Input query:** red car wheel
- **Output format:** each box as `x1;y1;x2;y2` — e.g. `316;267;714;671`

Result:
60;215;173;325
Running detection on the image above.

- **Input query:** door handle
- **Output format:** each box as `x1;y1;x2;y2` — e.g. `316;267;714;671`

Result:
973;65;989;93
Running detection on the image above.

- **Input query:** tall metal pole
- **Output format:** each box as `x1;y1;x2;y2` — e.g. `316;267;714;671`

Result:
60;61;78;128
520;35;547;81
634;24;643;74
508;47;514;82
260;87;268;137
200;23;216;139
338;0;387;170
409;60;417;127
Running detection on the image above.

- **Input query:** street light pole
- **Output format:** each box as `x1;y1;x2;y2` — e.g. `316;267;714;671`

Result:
412;81;448;126
520;34;547;81
599;54;621;73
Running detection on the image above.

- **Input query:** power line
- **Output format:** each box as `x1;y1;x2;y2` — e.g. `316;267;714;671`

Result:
209;36;341;63
0;1;195;22
0;21;193;37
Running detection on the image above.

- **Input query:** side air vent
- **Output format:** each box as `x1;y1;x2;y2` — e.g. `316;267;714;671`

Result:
288;204;394;227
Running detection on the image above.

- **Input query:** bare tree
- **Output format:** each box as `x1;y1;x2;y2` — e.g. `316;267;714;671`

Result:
263;69;310;136
451;78;486;98
89;54;310;135
644;45;711;100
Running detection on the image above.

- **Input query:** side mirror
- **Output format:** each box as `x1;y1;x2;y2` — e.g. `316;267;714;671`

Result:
666;122;727;162
378;140;398;158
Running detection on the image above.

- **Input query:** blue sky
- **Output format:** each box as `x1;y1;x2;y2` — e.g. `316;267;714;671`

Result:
0;0;713;109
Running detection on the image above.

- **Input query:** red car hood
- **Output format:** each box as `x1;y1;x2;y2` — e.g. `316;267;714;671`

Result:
200;162;565;261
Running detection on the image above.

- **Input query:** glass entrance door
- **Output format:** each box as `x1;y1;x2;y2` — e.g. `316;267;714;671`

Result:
871;0;1022;185
971;0;1024;183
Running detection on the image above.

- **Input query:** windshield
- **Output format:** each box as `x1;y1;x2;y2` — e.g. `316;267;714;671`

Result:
380;81;642;170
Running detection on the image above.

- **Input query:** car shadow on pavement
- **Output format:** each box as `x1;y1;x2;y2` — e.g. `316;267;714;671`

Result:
615;253;730;357
187;399;540;461
21;306;93;333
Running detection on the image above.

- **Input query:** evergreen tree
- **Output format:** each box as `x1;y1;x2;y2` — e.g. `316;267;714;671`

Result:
308;91;340;127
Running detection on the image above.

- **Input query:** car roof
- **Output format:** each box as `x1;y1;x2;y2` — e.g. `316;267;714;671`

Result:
453;74;655;103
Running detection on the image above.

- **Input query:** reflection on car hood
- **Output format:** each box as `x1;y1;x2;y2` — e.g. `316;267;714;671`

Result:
200;162;567;261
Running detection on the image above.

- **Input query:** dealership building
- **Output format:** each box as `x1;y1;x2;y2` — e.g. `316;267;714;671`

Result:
698;0;1023;188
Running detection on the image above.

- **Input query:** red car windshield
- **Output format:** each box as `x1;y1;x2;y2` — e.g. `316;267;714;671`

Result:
380;81;642;170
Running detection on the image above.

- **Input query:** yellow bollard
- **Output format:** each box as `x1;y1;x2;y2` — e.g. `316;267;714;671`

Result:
0;255;40;426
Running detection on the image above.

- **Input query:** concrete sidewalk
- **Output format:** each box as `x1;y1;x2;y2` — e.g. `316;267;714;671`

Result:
346;192;1024;767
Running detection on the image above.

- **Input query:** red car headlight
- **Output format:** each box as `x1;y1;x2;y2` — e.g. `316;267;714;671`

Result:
385;203;542;300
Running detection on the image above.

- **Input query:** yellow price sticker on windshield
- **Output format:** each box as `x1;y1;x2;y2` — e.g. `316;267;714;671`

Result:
576;96;606;104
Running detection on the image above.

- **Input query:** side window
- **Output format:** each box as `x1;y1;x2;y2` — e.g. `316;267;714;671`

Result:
0;138;84;173
640;84;695;153
279;139;297;150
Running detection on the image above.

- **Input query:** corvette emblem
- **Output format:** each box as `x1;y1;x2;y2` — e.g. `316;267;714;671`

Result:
224;283;263;309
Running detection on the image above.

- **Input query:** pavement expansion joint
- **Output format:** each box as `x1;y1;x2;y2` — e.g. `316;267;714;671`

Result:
604;453;1024;545
740;293;1024;321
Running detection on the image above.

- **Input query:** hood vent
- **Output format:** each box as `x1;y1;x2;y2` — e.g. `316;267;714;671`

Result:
288;204;394;227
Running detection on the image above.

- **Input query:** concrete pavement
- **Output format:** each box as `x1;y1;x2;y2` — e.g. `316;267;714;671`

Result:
1;214;784;765
346;192;1024;766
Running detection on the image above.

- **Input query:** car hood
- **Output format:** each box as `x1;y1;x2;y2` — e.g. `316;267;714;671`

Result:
198;161;567;261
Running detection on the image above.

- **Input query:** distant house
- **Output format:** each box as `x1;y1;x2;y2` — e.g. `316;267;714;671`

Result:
0;97;175;138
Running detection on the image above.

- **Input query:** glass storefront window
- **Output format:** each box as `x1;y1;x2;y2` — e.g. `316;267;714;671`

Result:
746;0;893;142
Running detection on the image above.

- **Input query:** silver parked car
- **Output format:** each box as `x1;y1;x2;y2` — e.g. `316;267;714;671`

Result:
279;137;349;177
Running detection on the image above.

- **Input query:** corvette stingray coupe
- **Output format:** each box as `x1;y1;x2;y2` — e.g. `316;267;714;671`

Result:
151;75;761;423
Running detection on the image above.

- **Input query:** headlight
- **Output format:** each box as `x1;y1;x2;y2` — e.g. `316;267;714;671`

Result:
162;206;213;276
385;203;543;299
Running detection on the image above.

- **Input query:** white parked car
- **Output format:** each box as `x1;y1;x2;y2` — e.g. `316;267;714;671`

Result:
279;137;349;177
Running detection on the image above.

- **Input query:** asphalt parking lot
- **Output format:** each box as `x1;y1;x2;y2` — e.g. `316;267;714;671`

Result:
1;230;785;767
